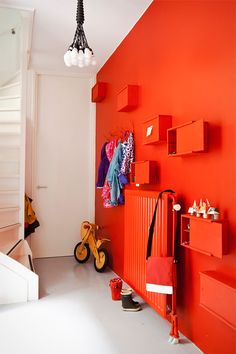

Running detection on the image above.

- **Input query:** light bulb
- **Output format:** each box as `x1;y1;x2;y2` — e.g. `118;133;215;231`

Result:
84;48;92;59
78;50;84;60
71;48;78;59
64;51;72;67
71;48;78;66
84;57;91;66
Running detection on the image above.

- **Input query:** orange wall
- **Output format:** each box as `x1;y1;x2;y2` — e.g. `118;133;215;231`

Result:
95;1;236;353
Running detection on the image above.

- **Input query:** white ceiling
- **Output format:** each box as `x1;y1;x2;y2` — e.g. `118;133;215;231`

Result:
0;0;153;76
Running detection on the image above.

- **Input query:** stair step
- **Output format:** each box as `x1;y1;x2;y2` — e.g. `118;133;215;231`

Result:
0;192;19;207
0;239;22;255
0;132;20;136
0;95;20;102
0;223;21;233
0;144;21;149
0;96;21;110
0;190;19;194
0;95;20;100
0;108;20;112
0;205;19;211
0;224;20;252
0;133;21;147
0;158;19;162
0;125;21;134
0;179;20;190
7;239;36;273
0;160;19;172
0;145;20;149
0;121;20;125
0;175;20;179
0;110;20;122
0;82;20;90
15;254;34;272
0;82;20;97
0;205;19;227
0;206;19;211
0;160;19;175
4;72;21;86
0;249;38;304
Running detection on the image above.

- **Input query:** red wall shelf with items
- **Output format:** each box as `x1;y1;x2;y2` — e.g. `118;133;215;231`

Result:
167;120;207;156
142;115;172;144
130;161;157;185
117;85;138;112
181;214;227;258
200;271;236;330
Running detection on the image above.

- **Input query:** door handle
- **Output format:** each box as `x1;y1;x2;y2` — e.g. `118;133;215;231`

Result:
37;185;48;189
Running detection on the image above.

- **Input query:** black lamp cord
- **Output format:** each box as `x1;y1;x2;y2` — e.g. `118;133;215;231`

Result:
76;0;85;25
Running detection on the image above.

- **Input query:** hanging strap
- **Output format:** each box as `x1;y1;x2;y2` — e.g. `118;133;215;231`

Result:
146;189;175;260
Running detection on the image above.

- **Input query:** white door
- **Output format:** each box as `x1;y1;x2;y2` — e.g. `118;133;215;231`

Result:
30;74;95;258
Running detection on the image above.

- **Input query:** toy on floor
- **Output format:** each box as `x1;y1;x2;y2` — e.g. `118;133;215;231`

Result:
74;221;110;272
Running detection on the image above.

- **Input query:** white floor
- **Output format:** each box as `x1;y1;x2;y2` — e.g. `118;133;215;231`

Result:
0;257;202;354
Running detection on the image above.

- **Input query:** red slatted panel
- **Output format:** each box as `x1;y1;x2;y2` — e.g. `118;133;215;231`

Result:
124;189;173;318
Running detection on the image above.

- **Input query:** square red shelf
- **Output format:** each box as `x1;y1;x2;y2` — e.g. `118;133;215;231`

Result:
181;214;227;258
117;85;138;112
130;161;157;185
143;115;172;144
91;82;107;102
167;120;207;156
200;271;236;330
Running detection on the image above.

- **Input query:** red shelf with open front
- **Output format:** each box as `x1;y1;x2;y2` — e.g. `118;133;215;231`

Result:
130;161;157;185
181;214;227;258
167;120;207;156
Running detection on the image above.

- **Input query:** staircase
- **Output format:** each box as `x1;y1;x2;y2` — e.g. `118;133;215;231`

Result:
0;76;39;304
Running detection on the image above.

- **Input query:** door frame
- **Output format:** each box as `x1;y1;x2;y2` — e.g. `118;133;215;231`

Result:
26;70;96;248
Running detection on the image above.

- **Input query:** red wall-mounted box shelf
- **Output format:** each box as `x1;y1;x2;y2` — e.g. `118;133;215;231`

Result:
117;85;138;112
200;271;236;330
91;82;107;102
167;120;207;156
130;161;157;185
181;214;227;258
142;115;172;144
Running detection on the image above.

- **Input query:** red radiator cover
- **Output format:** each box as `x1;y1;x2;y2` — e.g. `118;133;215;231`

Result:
124;189;175;318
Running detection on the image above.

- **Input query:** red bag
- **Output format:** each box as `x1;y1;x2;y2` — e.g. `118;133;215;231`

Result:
146;256;174;294
146;190;176;295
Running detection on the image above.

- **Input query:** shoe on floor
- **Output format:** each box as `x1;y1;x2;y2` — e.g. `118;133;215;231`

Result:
121;290;141;312
121;288;140;306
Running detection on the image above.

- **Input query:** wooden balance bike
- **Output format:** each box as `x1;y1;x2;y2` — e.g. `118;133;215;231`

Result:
74;221;110;272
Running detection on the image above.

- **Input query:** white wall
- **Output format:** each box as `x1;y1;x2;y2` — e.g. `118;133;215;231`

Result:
0;7;21;86
27;73;95;258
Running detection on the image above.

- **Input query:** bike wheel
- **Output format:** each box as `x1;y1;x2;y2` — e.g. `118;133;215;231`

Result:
94;248;109;272
74;242;90;263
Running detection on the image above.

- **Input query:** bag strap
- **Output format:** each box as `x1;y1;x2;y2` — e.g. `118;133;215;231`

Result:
146;189;175;260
